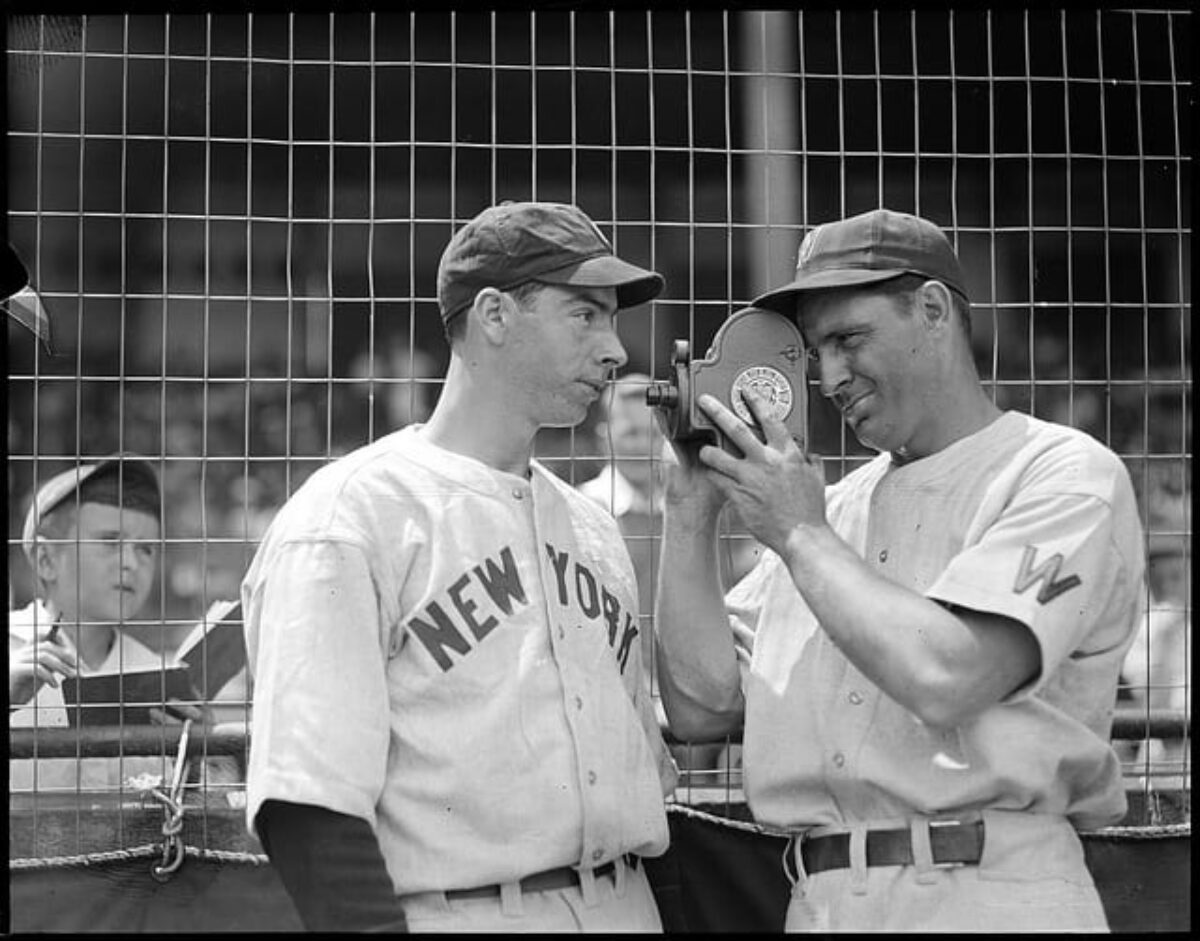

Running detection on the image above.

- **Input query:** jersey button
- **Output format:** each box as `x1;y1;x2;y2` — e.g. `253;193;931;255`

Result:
878;549;888;563
512;488;524;500
588;770;598;785
832;752;845;768
574;695;584;710
558;626;566;640
848;691;863;705
592;848;604;862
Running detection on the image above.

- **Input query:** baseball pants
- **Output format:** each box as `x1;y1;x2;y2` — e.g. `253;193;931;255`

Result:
783;808;1109;933
397;854;662;933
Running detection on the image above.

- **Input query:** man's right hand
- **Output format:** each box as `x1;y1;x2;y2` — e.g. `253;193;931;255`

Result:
9;631;78;707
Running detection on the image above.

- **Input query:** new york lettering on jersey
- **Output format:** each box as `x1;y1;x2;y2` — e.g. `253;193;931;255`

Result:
407;541;638;674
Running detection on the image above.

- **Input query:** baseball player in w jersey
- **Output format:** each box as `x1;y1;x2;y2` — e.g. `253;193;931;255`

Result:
654;209;1145;932
242;201;676;932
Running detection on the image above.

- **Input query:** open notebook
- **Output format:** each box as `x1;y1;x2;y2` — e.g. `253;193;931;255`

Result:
60;600;245;728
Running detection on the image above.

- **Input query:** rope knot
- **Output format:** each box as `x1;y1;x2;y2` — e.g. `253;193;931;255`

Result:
149;720;192;882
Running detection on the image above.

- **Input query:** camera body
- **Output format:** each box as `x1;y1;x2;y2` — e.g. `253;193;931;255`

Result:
646;307;808;453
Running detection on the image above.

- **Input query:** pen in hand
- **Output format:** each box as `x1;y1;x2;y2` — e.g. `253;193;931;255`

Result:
44;623;74;688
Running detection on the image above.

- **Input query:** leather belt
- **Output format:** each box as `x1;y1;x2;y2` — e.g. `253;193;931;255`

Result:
794;819;984;877
444;854;637;901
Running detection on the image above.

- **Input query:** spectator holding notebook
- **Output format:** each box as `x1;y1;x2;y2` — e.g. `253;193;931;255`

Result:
8;455;205;792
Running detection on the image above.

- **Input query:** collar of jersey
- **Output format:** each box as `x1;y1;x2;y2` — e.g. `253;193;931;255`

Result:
398;425;544;499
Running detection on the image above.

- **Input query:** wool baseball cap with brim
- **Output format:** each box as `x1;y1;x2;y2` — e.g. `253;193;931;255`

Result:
437;201;665;323
752;208;967;315
21;456;161;562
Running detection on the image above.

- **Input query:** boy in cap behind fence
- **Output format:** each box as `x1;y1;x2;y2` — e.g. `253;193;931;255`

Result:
9;456;206;791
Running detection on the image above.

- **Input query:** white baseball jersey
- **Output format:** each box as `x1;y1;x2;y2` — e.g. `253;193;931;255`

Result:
730;411;1146;833
242;426;675;896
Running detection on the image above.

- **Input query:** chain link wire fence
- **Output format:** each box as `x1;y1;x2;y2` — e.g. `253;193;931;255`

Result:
6;7;1189;868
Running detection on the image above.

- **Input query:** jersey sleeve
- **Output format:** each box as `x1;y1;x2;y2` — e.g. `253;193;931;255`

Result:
244;538;393;836
926;484;1143;698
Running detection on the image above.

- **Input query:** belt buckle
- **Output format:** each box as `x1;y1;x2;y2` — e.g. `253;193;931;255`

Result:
926;815;973;869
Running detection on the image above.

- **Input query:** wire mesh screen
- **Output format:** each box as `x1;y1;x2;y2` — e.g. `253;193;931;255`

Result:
6;7;1190;862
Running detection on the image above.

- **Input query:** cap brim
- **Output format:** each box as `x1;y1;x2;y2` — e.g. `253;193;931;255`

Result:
21;456;161;560
538;255;664;309
752;268;909;314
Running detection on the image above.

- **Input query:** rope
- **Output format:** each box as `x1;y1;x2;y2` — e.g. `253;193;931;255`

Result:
11;844;164;870
669;802;1192;841
9;816;1188;875
11;724;275;877
667;801;790;837
147;720;191;882
1082;823;1191;840
10;844;271;871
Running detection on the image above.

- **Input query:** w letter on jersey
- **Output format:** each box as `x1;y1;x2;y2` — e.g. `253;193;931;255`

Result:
1013;545;1082;604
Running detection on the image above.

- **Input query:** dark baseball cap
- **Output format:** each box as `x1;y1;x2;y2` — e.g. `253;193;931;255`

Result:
436;201;665;323
752;208;967;314
21;455;161;562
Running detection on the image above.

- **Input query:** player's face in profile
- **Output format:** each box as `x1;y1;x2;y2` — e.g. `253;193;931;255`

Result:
506;283;628;427
799;286;935;454
41;502;160;624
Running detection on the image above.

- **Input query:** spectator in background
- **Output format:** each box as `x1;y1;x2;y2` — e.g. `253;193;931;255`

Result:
1121;493;1191;790
579;373;756;772
580;372;761;603
8;456;205;791
579;373;666;609
343;333;439;450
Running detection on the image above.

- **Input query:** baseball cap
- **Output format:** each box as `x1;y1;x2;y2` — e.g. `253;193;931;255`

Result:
752;208;967;314
21;456;161;562
436;201;665;323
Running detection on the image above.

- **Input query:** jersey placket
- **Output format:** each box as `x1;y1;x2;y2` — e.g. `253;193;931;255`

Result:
528;471;616;870
821;655;880;819
824;468;900;820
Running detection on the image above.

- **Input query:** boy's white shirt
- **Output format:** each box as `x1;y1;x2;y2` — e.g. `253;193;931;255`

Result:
9;599;179;792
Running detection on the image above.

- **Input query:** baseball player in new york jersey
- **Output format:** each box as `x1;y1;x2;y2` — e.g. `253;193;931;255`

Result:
654;209;1145;932
242;201;675;933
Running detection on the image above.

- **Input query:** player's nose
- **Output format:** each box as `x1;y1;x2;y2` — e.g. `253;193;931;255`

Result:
597;325;628;370
816;349;851;399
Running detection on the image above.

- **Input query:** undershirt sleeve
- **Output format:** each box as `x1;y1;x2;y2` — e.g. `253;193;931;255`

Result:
256;799;409;932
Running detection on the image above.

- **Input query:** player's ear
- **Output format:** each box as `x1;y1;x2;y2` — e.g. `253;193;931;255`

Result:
916;279;954;330
472;287;509;344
